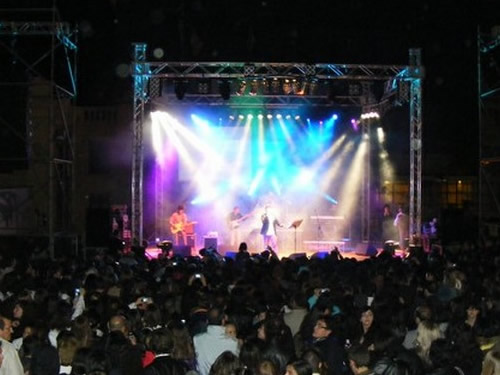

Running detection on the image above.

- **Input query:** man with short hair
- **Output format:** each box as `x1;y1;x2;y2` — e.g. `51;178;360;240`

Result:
193;307;239;375
108;314;129;336
0;315;24;375
312;316;348;375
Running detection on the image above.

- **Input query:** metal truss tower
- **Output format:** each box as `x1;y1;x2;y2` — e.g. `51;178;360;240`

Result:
0;7;77;258
408;49;423;240
131;45;423;247
478;27;500;239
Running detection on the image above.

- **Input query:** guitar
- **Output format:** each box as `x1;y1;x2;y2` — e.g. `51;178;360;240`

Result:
228;211;254;229
170;221;197;234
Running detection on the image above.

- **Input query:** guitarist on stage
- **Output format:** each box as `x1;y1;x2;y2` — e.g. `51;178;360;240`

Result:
227;206;244;249
169;205;188;246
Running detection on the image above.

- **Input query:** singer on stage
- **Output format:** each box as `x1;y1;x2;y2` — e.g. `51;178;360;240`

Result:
260;204;282;251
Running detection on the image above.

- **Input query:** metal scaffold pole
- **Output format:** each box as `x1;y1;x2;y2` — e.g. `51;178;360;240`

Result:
131;43;148;246
0;7;77;258
408;48;423;241
361;117;371;242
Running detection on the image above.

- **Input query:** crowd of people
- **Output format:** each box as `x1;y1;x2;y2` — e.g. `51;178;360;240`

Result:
0;236;499;375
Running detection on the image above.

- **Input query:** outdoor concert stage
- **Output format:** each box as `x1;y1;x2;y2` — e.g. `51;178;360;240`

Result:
145;108;364;256
131;50;422;255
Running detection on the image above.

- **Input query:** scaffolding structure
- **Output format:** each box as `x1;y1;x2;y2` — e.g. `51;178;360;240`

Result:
131;44;423;246
0;7;77;258
478;26;500;239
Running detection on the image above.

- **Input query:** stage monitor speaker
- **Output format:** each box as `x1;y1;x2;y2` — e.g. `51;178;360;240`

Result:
204;237;218;250
311;251;329;259
225;251;237;260
289;252;307;260
173;245;191;257
354;243;378;257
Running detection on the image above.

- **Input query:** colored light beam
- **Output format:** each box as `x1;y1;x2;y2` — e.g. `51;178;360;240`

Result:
277;116;296;151
319;140;355;193
155;112;196;171
163;112;226;171
191;114;212;136
151;112;163;156
230;116;252;188
248;168;265;196
309;133;347;173
271;175;282;196
258;114;268;165
336;138;368;219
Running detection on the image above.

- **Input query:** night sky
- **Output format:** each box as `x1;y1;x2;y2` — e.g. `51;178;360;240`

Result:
2;0;499;176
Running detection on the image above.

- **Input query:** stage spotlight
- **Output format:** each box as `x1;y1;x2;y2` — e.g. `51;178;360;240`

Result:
247;114;253;119
229;115;235;121
285;114;291;120
219;80;231;100
276;114;282;119
238;114;245;120
174;80;187;100
267;114;273;119
332;114;338;120
258;114;264;120
360;112;380;120
294;115;300;120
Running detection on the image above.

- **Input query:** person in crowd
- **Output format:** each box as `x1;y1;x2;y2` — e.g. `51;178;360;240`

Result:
0;314;24;375
257;316;295;375
348;346;372;375
353;306;379;351
57;330;80;374
402;305;433;350
169;319;196;371
301;348;327;375
209;351;241;375
285;360;313;375
258;359;278;375
311;316;348;375
414;317;443;369
144;328;188;375
283;292;308;338
481;342;500;375
239;339;263;375
193;307;239;375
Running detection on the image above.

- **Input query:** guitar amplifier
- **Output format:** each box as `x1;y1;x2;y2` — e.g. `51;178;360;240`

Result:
204;237;218;250
184;223;195;235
